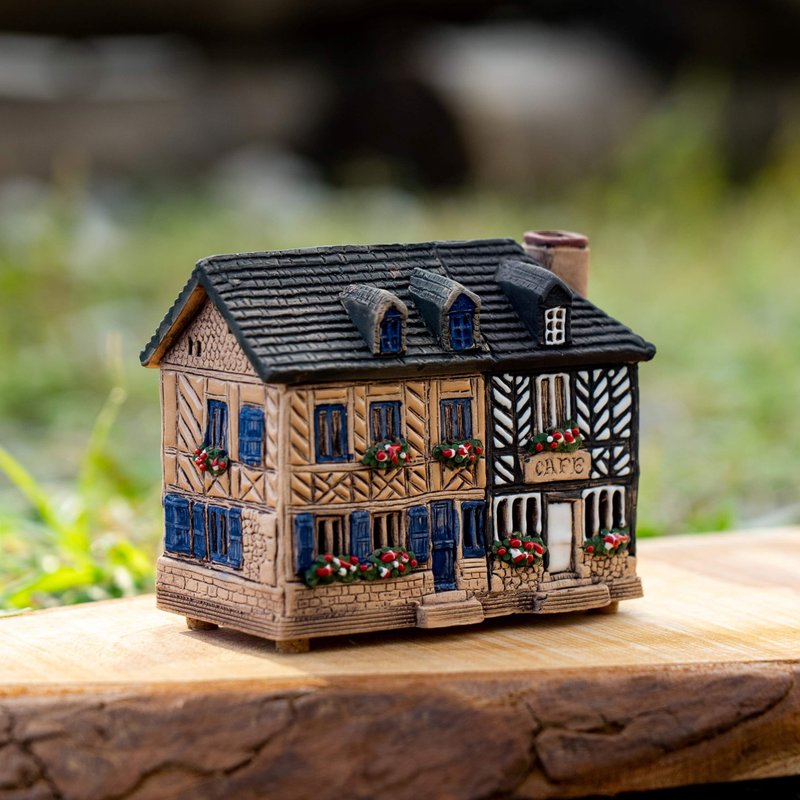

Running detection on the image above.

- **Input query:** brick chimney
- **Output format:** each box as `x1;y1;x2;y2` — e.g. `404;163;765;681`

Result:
522;230;589;298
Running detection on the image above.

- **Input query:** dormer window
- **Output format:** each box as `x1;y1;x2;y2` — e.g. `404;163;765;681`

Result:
448;295;476;350
544;306;567;345
380;307;403;354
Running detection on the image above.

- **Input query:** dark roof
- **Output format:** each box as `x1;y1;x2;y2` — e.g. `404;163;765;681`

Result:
140;238;656;383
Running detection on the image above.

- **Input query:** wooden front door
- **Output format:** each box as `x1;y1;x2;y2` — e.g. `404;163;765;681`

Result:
431;501;457;591
546;501;575;573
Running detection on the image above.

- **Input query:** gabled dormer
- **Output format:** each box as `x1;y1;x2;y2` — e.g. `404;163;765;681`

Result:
409;268;481;351
339;284;409;356
495;259;573;347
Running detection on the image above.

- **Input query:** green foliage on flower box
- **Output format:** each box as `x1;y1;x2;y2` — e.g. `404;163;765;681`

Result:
528;421;583;454
582;529;630;557
304;553;361;587
492;534;547;567
361;439;410;470
432;438;484;469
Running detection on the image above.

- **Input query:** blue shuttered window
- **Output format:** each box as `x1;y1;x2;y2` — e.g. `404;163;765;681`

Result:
206;400;229;451
461;501;486;558
192;502;207;559
380;307;402;354
239;406;265;466
440;398;472;441
448;294;475;351
349;510;372;560
314;404;349;463
407;505;429;562
165;498;243;570
294;513;315;574
369;401;402;442
164;494;191;554
228;508;243;569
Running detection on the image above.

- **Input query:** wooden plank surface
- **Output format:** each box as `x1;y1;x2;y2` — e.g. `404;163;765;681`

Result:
1;528;799;800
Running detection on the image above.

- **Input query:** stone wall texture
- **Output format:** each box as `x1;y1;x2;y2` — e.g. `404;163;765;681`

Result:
285;571;434;619
458;560;489;593
491;561;545;592
583;553;637;581
163;300;256;376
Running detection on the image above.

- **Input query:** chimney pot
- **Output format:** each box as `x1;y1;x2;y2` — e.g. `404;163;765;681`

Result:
523;229;590;297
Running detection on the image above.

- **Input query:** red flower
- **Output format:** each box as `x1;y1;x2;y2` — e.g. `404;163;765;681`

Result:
474;446;483;455
198;464;207;472
549;442;558;450
469;454;476;462
194;448;202;455
442;448;456;459
509;537;522;547
360;563;370;572
572;427;581;436
398;564;406;573
199;451;208;460
324;554;333;562
350;556;360;564
535;442;544;452
553;431;563;441
410;559;418;567
316;565;332;577
463;442;472;450
586;545;594;553
523;541;534;551
375;450;388;462
380;551;396;563
512;552;526;563
532;542;544;555
564;431;574;443
497;546;507;555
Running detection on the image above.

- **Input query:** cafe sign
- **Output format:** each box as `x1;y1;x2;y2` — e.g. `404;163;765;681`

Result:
523;450;592;484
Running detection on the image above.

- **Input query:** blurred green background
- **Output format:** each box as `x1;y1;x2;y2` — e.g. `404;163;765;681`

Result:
1;3;799;610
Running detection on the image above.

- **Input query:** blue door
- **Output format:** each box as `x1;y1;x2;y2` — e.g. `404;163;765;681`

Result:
431;501;457;591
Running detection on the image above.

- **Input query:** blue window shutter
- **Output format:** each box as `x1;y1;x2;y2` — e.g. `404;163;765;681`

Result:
206;400;229;451
208;505;228;564
349;510;372;560
294;513;315;574
164;494;191;554
440;398;473;441
461;501;486;558
239;406;265;466
228;508;243;569
314;404;349;462
192;502;207;559
408;505;429;562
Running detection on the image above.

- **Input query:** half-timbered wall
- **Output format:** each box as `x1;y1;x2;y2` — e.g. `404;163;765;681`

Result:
283;374;488;588
159;304;282;584
489;365;639;548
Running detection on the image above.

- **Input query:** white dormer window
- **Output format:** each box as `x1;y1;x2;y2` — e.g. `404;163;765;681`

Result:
544;307;567;345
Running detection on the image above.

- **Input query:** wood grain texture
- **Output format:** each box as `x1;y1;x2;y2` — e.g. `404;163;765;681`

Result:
1;528;799;800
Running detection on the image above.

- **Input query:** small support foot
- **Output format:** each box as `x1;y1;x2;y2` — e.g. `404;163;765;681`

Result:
275;638;310;654
186;617;219;631
590;601;620;615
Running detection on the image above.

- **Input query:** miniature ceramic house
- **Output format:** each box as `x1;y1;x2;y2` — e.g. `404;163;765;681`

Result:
141;231;655;652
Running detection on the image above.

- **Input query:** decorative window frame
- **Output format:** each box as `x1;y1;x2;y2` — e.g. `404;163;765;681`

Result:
534;373;571;432
314;403;349;463
440;398;473;441
448;294;476;350
369;400;402;442
492;492;542;541
544;307;567;345
582;486;626;538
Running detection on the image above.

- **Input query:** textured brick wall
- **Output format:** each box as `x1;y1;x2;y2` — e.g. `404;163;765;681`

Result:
457;560;489;593
157;557;284;621
285;571;434;619
241;509;277;585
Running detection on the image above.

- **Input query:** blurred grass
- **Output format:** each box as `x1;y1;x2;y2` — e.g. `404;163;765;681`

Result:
1;81;799;608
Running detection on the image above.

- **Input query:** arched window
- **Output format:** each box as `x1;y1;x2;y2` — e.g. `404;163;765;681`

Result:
380;307;402;354
448;294;475;350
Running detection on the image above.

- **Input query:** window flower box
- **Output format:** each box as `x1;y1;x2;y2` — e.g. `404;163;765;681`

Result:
303;547;419;587
432;438;484;469
528;421;583;454
491;534;547;567
362;439;410;470
582;529;630;557
193;445;229;477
